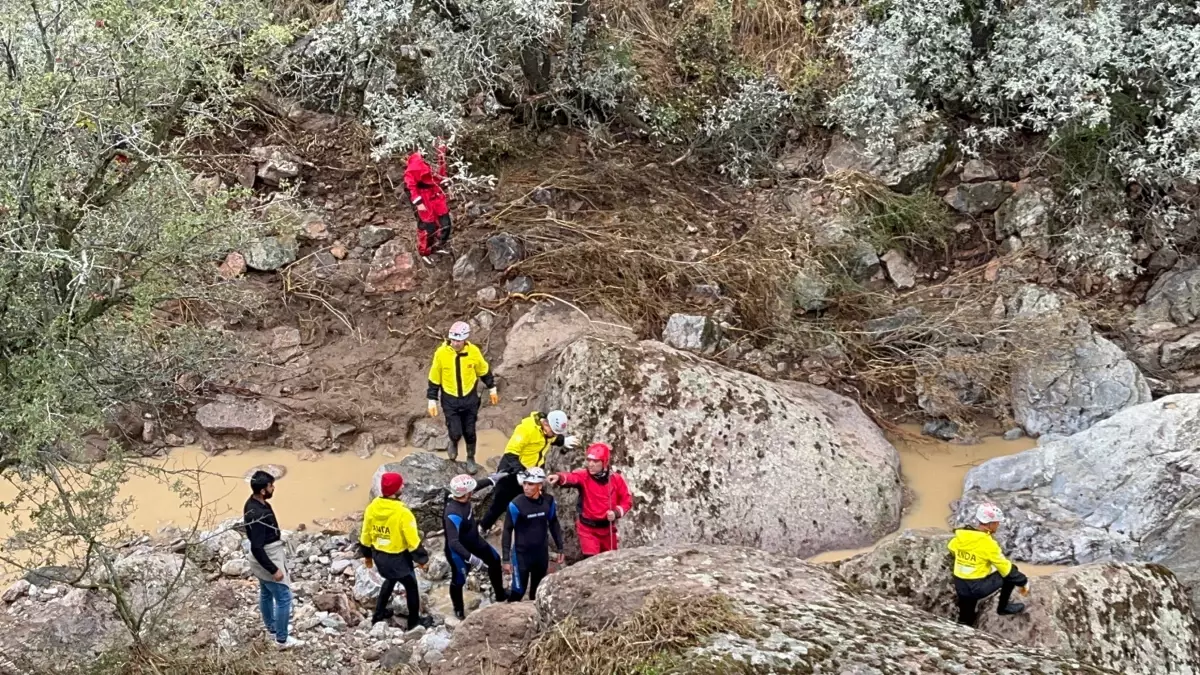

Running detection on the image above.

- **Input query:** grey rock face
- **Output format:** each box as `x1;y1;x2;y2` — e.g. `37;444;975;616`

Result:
660;314;720;353
535;544;1119;674
822;130;949;194
1134;268;1200;333
249;146;301;186
195;400;275;436
486;234;524;271
945;181;1014;215
497;300;634;374
961;159;1000;182
995;183;1056;258
542;338;902;560
832;530;1200;675
959;394;1200;612
244;236;299;272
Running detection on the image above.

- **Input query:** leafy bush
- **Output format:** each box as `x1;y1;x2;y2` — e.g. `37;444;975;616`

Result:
698;77;796;184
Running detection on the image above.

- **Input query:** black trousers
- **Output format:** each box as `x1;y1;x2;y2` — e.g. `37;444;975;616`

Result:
416;213;452;256
447;542;506;616
374;572;421;627
442;393;480;461
480;471;523;532
954;567;1028;626
507;549;548;602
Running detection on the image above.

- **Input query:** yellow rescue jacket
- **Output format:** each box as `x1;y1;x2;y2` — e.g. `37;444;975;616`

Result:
428;341;492;399
359;497;422;555
503;412;557;469
948;528;1013;579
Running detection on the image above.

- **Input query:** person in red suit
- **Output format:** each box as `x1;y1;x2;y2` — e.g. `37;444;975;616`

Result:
403;143;452;261
547;442;633;558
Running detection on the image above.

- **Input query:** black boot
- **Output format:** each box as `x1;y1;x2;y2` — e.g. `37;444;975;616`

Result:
407;615;435;630
372;607;394;624
446;442;458;461
997;602;1026;615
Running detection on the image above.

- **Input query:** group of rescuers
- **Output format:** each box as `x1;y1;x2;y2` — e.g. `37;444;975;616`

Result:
242;320;1028;648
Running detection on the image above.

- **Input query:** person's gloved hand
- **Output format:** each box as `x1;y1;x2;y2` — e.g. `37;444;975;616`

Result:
427;400;438;417
487;472;505;483
564;435;579;449
489;388;499;405
468;555;484;569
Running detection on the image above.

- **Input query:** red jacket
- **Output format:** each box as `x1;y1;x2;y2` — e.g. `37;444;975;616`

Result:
555;469;632;527
403;149;449;223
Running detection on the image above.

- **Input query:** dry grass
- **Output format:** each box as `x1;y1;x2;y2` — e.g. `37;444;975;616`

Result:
23;643;297;675
519;591;757;675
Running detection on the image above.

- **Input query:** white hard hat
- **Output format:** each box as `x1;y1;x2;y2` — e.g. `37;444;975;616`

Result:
975;503;1004;524
449;474;476;499
546;410;568;435
448;321;470;341
519;467;546;484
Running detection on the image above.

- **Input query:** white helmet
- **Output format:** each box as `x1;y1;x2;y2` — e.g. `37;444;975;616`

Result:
546;410;568;435
519;467;546;484
448;321;470;341
449;474;476;499
975;503;1004;524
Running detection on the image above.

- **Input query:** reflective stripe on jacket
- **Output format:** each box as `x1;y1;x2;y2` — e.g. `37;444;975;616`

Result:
948;528;1013;579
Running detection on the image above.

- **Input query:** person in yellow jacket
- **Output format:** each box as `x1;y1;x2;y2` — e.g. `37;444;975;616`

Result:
479;410;576;533
359;472;434;629
948;503;1028;626
427;321;498;475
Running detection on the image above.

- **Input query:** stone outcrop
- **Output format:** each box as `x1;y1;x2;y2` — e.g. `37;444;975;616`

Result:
431;602;536;675
959;395;1200;611
371;452;495;534
195;400;275;437
496;300;634;374
542;338;902;560
833;530;1200;675
822;129;949;194
994;182;1055;258
532;544;1119;673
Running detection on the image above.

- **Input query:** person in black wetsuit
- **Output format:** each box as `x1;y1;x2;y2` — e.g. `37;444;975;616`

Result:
444;473;508;619
501;467;563;602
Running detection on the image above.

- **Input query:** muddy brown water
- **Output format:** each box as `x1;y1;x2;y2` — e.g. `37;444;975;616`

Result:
0;426;1062;577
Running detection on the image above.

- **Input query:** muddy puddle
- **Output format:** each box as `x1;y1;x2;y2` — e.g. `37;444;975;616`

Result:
808;427;1065;576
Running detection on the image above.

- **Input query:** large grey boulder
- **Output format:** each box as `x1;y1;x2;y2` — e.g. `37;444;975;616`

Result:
959;394;1200;611
832;530;1200;675
1010;319;1151;436
533;544;1118;673
195;400;275;437
496;300;634;374
542;338;902;560
371;452;493;534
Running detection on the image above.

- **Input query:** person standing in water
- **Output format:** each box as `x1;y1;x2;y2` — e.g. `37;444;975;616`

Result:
427;320;497;475
547;442;632;558
948;502;1029;626
443;473;508;619
244;470;304;650
502;468;564;602
359;472;435;629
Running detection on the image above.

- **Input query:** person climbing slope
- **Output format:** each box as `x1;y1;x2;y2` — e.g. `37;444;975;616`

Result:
359;472;435;629
427;321;497;475
403;141;452;263
948;502;1028;626
479;410;576;533
501;468;564;602
547;442;632;558
443;473;508;619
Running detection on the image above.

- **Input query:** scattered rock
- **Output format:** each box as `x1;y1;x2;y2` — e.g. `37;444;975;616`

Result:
505;276;533;294
542;338;902;560
1133;268;1200;334
530;187;554;205
476;286;499;303
329;423;356;442
944;181;1014;215
365;240;417;293
1003;427;1024;441
789;271;829;313
914;347;989;417
220;559;250;577
498;301;634;374
1161;332;1200;371
961;159;1000;183
408;417;447;451
195;401;275;437
822;129;949;194
535;544;1117;673
831;529;1200;675
299;214;330;242
431;603;536;675
920;419;958;440
244;236;300;272
380;646;413;670
661;314;720;353
486;234;524;271
960;394;1200;612
249;146;301;186
358;225;395;249
451;249;486;284
352;433;376;460
2;580;30;603
218;252;246;280
880;249;918;289
994;182;1056;258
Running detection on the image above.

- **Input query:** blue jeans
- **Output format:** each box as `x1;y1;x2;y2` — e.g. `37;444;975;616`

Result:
258;579;292;643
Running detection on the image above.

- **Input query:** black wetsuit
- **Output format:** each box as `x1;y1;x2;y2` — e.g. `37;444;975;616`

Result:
501;492;563;601
443;476;506;615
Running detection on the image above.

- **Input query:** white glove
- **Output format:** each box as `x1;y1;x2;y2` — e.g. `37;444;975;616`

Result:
564;435;579;449
468;555;483;569
427;400;438;417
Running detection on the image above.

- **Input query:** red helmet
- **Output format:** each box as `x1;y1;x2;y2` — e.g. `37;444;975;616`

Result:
380;472;404;497
585;442;611;467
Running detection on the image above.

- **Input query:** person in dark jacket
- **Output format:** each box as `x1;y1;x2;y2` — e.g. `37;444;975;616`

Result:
243;470;304;650
403;144;451;261
359;472;434;629
427;321;497;475
444;473;508;619
501;468;563;602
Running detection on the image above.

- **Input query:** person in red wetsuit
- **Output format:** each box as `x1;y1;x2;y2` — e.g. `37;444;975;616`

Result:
403;143;452;260
547;442;632;558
